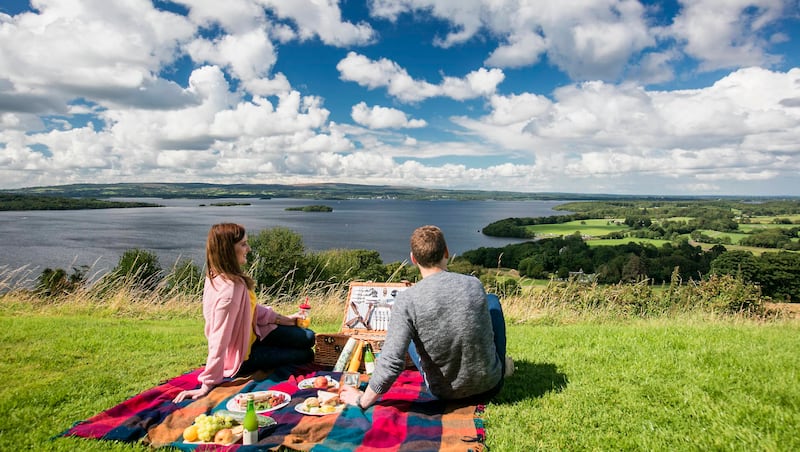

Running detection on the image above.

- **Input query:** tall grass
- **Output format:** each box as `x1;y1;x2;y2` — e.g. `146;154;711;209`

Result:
2;265;798;451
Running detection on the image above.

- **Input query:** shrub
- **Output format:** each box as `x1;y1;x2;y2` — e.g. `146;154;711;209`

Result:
35;265;88;297
106;249;163;291
248;227;309;294
679;274;764;314
310;249;388;283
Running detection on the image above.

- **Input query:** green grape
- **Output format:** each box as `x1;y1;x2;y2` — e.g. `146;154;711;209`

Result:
191;412;235;442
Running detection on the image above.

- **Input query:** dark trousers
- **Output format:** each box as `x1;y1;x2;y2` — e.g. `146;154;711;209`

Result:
237;325;315;376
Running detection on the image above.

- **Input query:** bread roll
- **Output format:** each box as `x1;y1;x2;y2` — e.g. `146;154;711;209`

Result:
214;428;234;444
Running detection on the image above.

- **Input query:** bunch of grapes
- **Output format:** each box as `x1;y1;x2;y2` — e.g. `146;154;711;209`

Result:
193;413;235;442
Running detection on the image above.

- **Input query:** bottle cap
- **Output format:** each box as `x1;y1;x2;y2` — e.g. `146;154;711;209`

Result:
299;297;311;310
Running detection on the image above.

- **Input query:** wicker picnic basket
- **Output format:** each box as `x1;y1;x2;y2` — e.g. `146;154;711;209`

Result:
314;281;415;370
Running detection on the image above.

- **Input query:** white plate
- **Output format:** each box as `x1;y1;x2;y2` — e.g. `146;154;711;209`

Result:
294;402;346;416
226;390;291;413
297;375;340;390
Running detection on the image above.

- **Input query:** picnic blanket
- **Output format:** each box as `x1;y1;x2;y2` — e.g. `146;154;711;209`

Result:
60;364;486;451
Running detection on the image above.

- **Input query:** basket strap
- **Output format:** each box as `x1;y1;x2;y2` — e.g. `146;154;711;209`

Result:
345;301;364;328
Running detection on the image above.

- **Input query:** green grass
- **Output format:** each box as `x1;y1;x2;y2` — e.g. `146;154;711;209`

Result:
526;219;629;238
738;223;800;233
1;315;202;452
690;240;795;256
585;238;672;247
3;303;799;451
495;321;800;451
696;229;751;245
743;215;800;225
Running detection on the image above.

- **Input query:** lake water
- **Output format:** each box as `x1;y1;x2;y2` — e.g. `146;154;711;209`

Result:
0;198;569;277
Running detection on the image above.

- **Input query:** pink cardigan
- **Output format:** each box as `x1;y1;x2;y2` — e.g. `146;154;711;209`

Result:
196;275;278;391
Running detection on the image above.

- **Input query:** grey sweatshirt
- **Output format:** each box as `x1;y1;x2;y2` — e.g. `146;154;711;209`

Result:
368;271;502;399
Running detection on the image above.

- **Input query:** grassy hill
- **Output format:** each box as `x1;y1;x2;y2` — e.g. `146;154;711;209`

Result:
2;274;799;451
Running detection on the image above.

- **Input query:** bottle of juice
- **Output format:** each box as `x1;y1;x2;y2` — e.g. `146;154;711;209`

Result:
242;395;258;445
297;298;311;328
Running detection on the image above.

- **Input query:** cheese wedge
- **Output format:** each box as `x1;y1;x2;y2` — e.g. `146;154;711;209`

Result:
317;390;340;406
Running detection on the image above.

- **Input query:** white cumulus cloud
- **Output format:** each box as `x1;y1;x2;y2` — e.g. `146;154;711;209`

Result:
351;102;427;129
337;52;504;102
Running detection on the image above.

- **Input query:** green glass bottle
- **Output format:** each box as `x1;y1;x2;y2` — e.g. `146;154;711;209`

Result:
242;395;258;445
364;344;375;376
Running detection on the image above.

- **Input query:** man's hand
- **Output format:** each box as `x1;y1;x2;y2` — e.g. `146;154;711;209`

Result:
338;385;362;406
340;384;380;409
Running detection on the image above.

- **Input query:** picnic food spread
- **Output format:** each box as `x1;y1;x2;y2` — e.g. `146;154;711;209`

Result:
183;413;241;444
182;374;355;444
62;367;487;451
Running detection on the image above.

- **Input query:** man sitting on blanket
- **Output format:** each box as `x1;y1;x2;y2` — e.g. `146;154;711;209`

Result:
340;225;509;410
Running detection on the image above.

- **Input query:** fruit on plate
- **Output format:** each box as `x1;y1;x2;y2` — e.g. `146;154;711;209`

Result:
214;428;234;444
192;413;235;442
183;424;199;442
313;375;330;389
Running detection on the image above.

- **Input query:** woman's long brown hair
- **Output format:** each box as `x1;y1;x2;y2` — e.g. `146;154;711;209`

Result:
206;223;254;290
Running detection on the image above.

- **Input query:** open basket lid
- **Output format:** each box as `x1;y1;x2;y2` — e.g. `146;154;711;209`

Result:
340;281;413;335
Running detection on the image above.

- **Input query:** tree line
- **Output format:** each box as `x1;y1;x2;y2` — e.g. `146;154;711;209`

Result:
461;234;800;301
0;193;160;211
31;224;799;303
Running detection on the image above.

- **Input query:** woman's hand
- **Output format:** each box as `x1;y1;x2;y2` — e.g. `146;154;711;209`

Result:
284;312;304;326
173;387;210;403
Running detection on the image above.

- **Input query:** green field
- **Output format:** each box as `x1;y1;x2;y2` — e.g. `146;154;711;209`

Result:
744;215;800;225
739;223;800;233
527;219;629;238
696;229;750;245
585;238;671;247
3;296;799;452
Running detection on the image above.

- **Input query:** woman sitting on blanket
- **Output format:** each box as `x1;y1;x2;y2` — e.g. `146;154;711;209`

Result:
174;223;315;403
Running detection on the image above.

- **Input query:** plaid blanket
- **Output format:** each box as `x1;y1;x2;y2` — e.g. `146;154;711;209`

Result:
61;365;486;451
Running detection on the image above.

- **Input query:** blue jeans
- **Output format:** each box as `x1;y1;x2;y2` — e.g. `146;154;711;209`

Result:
407;293;507;399
237;325;315;375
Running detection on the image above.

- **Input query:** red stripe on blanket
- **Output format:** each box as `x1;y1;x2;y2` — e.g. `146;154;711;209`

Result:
64;369;202;439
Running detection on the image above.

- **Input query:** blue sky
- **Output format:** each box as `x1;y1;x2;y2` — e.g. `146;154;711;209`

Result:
0;0;798;196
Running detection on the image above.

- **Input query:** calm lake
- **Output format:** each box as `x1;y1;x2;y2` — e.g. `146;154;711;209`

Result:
0;198;570;277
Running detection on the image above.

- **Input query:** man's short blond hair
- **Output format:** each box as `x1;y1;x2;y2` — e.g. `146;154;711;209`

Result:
410;225;447;267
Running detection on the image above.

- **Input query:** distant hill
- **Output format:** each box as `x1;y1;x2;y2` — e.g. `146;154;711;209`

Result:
1;182;596;201
2;182;788;202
